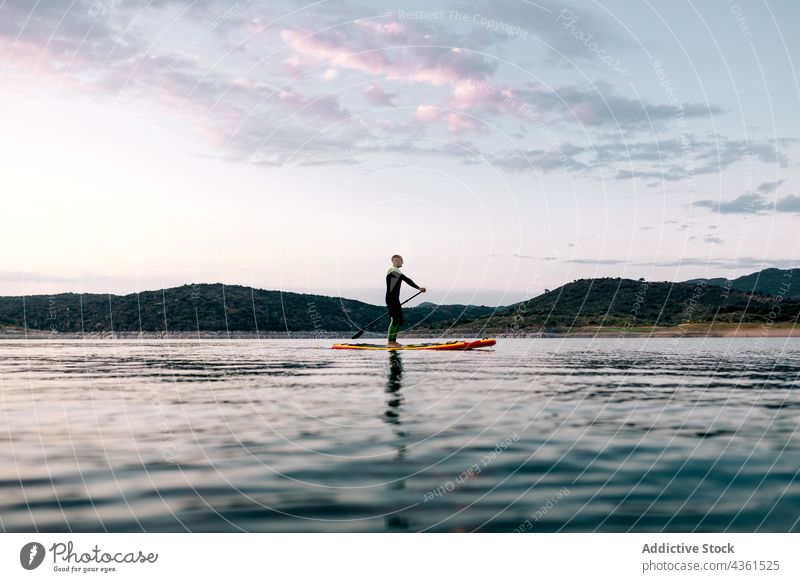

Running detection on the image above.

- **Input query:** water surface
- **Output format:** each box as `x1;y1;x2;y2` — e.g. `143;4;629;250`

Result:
1;338;799;532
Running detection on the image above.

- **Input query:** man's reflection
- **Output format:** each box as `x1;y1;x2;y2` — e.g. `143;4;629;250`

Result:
384;350;404;424
384;350;409;530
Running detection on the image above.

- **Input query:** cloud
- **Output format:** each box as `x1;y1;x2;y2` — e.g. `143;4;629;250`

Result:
275;89;350;120
0;0;364;164
758;179;784;193
775;194;800;213
413;105;482;133
693;192;800;215
482;145;590;172
543;83;719;127
476;135;785;179
560;257;799;270
415;105;441;123
0;270;88;283
511;253;558;260
279;25;496;85
0;0;792;176
568;259;628;265
0;0;138;88
632;258;800;269
442;80;719;131
362;84;396;105
278;14;719;136
693;193;769;214
452;0;629;60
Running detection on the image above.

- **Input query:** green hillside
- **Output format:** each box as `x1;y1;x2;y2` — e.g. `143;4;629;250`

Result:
685;268;800;298
0;284;495;333
429;277;800;333
2;269;798;336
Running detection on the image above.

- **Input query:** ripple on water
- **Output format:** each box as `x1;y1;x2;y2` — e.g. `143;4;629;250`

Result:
1;338;799;531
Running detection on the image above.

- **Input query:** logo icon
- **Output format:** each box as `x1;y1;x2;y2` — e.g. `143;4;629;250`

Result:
20;542;46;570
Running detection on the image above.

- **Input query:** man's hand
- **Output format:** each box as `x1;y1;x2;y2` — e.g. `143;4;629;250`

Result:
420;287;427;292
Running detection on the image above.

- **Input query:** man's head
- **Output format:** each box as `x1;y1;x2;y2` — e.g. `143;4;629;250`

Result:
391;254;403;267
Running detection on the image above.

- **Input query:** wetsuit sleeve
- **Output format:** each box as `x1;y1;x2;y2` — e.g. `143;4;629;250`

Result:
401;274;420;289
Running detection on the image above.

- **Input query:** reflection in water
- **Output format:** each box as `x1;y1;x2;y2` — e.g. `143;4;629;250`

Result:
384;349;407;453
384;350;409;530
2;338;800;532
384;350;403;424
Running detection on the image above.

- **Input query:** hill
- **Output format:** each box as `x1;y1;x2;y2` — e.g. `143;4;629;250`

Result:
684;268;800;298
3;268;798;336
426;277;800;333
0;284;495;334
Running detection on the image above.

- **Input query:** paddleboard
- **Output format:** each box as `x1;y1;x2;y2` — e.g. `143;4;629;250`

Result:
331;338;496;350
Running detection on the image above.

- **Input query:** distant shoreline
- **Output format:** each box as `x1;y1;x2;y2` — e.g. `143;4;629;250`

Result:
1;322;798;339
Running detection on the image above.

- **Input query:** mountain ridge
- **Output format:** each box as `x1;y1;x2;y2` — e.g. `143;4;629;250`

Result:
1;268;797;334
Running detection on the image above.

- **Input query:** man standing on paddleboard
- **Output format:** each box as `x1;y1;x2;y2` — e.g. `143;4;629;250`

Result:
386;255;426;347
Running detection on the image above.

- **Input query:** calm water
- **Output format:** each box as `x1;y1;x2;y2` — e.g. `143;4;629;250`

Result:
1;338;799;532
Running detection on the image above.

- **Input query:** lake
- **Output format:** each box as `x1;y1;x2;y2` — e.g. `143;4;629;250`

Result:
1;338;799;532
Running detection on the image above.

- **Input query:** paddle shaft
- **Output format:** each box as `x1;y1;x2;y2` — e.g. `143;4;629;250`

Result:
351;290;425;339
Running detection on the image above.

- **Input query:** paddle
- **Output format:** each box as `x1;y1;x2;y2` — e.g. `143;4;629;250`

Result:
351;290;425;339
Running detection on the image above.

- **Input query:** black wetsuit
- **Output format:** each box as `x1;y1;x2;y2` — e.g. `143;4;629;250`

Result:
385;267;420;328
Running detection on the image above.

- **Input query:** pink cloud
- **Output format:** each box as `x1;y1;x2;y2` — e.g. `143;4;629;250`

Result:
363;84;396;106
276;89;349;120
279;25;494;86
414;105;442;123
246;18;267;36
0;39;85;95
375;118;399;131
449;81;521;116
354;20;413;38
280;29;393;77
232;78;255;89
442;112;481;133
279;55;325;78
414;105;482;133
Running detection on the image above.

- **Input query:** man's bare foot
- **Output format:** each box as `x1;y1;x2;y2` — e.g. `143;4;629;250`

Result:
387;341;402;348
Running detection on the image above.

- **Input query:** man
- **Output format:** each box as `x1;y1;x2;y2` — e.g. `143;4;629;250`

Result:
385;255;426;348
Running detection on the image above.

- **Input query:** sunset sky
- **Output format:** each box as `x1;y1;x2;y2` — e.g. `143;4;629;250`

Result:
1;0;798;306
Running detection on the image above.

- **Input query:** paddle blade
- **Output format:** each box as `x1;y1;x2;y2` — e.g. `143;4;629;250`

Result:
351;329;365;340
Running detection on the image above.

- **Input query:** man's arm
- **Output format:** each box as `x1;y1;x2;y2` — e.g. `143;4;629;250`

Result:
401;274;420;289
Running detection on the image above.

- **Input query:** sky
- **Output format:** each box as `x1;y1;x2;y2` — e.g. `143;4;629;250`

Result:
1;0;799;306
